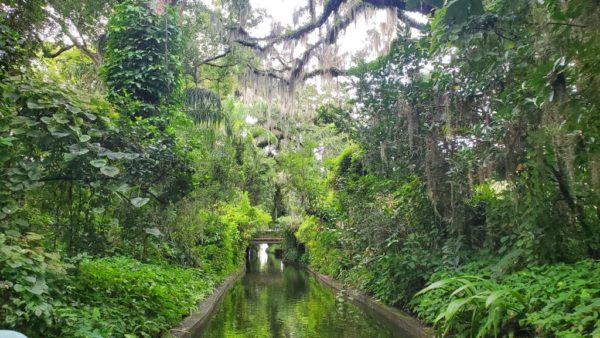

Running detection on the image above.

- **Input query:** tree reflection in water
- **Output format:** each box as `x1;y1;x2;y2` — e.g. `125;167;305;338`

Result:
198;247;402;338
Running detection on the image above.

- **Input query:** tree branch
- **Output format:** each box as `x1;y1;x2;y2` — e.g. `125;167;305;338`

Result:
302;67;347;80
275;0;348;43
41;44;75;58
270;0;432;44
246;64;290;85
45;10;101;66
198;48;233;65
204;61;238;68
290;3;366;82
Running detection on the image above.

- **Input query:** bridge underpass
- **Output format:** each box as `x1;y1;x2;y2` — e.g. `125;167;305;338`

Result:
249;230;284;244
247;230;284;259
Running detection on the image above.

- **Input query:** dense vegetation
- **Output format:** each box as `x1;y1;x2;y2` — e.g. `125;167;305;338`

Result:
0;1;272;336
279;1;600;337
2;0;600;337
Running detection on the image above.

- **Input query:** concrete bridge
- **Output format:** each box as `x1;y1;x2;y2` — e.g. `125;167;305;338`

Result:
250;230;284;244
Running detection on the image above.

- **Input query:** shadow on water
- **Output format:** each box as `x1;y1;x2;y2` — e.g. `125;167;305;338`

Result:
197;244;407;338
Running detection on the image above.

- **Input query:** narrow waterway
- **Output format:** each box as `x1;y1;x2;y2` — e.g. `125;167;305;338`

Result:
198;244;410;338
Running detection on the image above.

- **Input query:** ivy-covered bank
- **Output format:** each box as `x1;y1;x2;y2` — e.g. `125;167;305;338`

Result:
284;150;600;337
277;1;600;337
1;1;271;337
1;194;269;338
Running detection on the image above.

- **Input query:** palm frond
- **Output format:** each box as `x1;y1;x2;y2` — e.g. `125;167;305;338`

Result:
183;88;224;126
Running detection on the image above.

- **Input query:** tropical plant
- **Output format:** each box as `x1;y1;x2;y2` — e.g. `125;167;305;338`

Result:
415;276;526;337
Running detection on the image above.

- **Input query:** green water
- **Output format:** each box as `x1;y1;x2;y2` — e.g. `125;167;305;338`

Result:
198;244;409;338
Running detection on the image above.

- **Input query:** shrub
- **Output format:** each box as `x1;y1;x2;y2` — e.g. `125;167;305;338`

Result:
0;232;70;338
508;260;600;337
366;234;440;307
414;259;600;337
415;276;526;337
296;216;343;276
57;257;216;337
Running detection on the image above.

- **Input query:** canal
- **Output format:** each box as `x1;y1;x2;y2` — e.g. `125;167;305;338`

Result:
197;244;412;338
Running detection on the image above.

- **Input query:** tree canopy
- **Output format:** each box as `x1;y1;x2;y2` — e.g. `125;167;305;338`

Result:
1;0;600;337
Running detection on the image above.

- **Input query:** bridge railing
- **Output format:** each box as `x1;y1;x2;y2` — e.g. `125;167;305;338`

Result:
252;229;284;238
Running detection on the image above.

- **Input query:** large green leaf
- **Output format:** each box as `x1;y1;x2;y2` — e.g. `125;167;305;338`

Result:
90;159;108;168
79;134;91;142
445;298;471;321
416;279;450;296
48;126;70;138
443;0;484;25
28;279;47;295
69;144;89;155
100;166;120;177
131;197;149;208
485;290;507;308
144;227;162;236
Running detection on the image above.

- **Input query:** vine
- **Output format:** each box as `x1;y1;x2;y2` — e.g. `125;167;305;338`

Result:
101;0;182;119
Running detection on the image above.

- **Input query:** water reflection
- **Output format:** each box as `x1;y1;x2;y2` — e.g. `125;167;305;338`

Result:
198;245;403;338
258;243;268;271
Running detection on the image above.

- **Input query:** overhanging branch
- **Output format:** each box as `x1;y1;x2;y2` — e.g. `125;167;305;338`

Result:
302;67;347;80
45;10;101;66
41;44;75;58
198;48;233;65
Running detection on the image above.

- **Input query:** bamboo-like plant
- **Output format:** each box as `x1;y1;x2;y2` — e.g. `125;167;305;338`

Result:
416;276;526;337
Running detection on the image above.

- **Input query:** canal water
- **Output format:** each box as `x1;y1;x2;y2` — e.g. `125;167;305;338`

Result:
197;244;408;338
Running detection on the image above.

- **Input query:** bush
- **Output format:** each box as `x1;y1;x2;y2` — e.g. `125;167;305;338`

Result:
191;193;271;275
57;257;216;337
413;259;600;337
508;260;600;337
366;234;440;307
277;215;309;263
0;232;71;338
296;215;343;277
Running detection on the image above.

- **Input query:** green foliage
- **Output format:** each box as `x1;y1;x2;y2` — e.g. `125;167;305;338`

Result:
0;1;279;336
296;215;342;276
277;140;328;214
0;233;70;337
0;75;114;223
163;191;270;274
362;233;440;306
0;22;27;73
290;7;600;337
56;257;215;337
288;140;445;306
42;48;104;93
277;215;308;263
441;0;484;26
0;75;194;254
0;0;46;45
331;144;364;188
0;234;219;338
4;0;600;336
415;276;525;337
102;0;181;118
507;261;600;337
414;259;600;337
183;87;224;125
